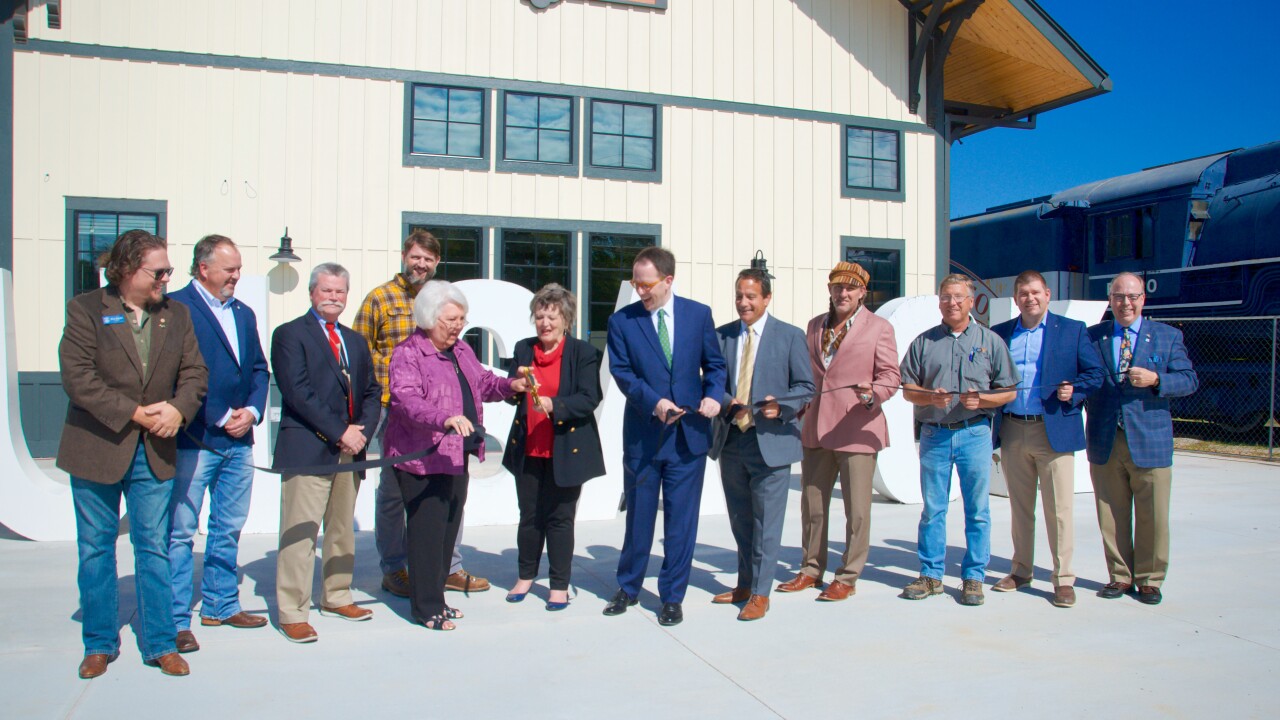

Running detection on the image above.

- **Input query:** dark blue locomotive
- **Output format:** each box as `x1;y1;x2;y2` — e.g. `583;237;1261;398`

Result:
951;140;1280;434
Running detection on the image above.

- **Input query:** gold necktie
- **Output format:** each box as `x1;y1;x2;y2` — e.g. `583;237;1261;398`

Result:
734;328;755;431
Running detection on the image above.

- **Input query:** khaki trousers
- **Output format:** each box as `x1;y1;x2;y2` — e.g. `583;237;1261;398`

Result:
798;447;877;584
276;458;360;624
1089;430;1172;588
999;417;1076;586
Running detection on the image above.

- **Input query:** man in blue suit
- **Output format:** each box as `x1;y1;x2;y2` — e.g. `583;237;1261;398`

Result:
167;236;271;652
708;268;813;621
1086;272;1197;606
604;247;727;626
990;270;1105;608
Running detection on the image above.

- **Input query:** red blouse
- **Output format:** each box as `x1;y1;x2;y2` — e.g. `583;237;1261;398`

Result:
524;339;564;458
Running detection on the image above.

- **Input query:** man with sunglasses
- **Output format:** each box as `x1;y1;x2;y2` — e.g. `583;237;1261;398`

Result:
776;261;899;603
604;247;726;626
166;235;271;654
1085;272;1197;606
59;230;207;678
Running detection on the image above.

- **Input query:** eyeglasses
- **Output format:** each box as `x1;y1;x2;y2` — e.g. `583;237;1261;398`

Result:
630;277;668;291
1110;293;1144;304
140;267;175;281
939;294;971;303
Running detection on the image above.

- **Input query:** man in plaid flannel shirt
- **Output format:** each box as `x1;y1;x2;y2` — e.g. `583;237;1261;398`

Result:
353;229;491;598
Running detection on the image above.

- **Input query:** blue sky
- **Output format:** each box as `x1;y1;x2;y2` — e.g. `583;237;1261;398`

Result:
949;1;1280;219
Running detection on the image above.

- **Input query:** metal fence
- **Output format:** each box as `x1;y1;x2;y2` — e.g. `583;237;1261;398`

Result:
1162;316;1278;461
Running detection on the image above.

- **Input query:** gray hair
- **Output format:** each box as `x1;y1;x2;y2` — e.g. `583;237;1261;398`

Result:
414;279;469;330
1108;272;1145;295
189;234;235;277
308;262;350;293
530;283;577;330
938;273;976;296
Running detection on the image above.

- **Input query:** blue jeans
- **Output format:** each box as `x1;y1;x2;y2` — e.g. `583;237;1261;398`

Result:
917;421;993;582
72;441;177;661
169;445;254;628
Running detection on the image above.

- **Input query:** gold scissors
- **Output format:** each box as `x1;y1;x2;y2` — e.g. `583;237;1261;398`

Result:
520;366;544;412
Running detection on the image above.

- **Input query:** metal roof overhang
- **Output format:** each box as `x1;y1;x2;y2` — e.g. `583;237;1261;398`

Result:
900;0;1111;140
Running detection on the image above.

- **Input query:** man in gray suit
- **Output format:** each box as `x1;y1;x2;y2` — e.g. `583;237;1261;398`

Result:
708;268;815;621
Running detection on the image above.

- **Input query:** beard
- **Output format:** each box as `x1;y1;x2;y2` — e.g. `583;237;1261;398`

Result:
406;266;435;286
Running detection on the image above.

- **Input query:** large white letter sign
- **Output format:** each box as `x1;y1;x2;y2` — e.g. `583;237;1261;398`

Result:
0;270;75;540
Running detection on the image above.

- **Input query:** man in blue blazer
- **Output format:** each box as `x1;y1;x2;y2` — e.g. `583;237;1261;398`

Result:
604;247;727;626
990;270;1105;608
167;236;271;650
1086;272;1197;606
708;268;813;621
270;263;382;642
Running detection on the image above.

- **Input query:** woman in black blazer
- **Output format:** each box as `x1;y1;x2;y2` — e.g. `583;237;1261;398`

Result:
502;284;606;610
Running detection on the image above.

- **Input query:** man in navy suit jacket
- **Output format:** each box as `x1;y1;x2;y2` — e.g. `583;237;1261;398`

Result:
990;270;1104;609
1086;272;1197;606
604;247;726;626
167;236;271;649
270;263;381;642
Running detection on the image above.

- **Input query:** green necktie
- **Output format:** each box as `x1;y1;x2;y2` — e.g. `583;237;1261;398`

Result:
657;309;672;368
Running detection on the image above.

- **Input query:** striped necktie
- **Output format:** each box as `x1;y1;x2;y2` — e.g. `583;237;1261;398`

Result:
734;327;755;431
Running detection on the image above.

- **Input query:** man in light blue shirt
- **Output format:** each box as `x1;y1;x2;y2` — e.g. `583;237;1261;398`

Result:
990;271;1104;608
167;236;271;651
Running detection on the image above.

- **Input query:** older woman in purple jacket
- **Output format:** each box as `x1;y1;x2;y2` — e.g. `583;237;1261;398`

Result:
385;280;529;630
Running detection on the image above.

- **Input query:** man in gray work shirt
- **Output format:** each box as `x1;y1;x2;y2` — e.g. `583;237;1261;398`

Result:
898;274;1018;607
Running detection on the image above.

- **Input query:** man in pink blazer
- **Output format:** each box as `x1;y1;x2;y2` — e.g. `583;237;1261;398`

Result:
777;261;900;601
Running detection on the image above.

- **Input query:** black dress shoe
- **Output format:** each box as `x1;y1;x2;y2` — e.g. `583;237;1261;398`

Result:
603;589;638;616
658;602;683;626
1136;586;1163;605
1097;581;1133;599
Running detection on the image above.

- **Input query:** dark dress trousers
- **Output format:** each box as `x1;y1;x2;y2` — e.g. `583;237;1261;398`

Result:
502;336;606;589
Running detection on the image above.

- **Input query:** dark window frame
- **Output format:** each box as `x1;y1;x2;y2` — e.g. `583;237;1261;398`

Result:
402;212;659;345
842;125;905;201
496;91;580;178
585;231;658;349
841;235;905;311
65;197;167;300
498;228;576;298
403;83;491;171
584;99;662;183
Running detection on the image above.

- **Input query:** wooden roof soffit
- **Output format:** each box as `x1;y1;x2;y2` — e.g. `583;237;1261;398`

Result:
901;0;1110;141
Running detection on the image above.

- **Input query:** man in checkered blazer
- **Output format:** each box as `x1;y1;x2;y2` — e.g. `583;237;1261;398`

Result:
1085;272;1198;606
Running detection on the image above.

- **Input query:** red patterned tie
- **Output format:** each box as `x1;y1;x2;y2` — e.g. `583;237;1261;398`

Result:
326;321;354;420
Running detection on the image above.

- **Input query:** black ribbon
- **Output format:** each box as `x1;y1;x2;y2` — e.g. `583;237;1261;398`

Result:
180;426;464;477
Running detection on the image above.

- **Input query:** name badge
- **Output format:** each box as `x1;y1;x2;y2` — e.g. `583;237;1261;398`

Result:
102;314;126;325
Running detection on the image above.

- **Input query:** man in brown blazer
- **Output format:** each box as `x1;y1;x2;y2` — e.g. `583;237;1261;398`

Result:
777;261;900;601
58;229;207;679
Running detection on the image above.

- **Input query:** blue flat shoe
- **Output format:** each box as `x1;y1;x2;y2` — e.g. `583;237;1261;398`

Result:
545;600;570;611
506;591;528;603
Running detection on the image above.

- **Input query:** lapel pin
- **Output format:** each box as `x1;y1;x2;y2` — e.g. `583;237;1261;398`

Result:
159;317;167;328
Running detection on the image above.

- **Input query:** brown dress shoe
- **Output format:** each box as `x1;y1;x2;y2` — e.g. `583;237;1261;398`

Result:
78;653;117;679
201;611;268;629
776;573;823;593
816;580;855;602
279;622;319;643
320;604;373;621
991;574;1031;592
1052;585;1077;608
737;595;770;621
175;630;200;653
444;570;491;592
711;587;751;604
144;652;190;676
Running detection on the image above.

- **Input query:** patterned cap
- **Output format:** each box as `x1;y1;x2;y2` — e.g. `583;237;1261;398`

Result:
828;261;869;287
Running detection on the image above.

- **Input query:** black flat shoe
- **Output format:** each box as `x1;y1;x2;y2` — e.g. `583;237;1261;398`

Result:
1136;586;1163;605
658;602;683;626
603;589;637;616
